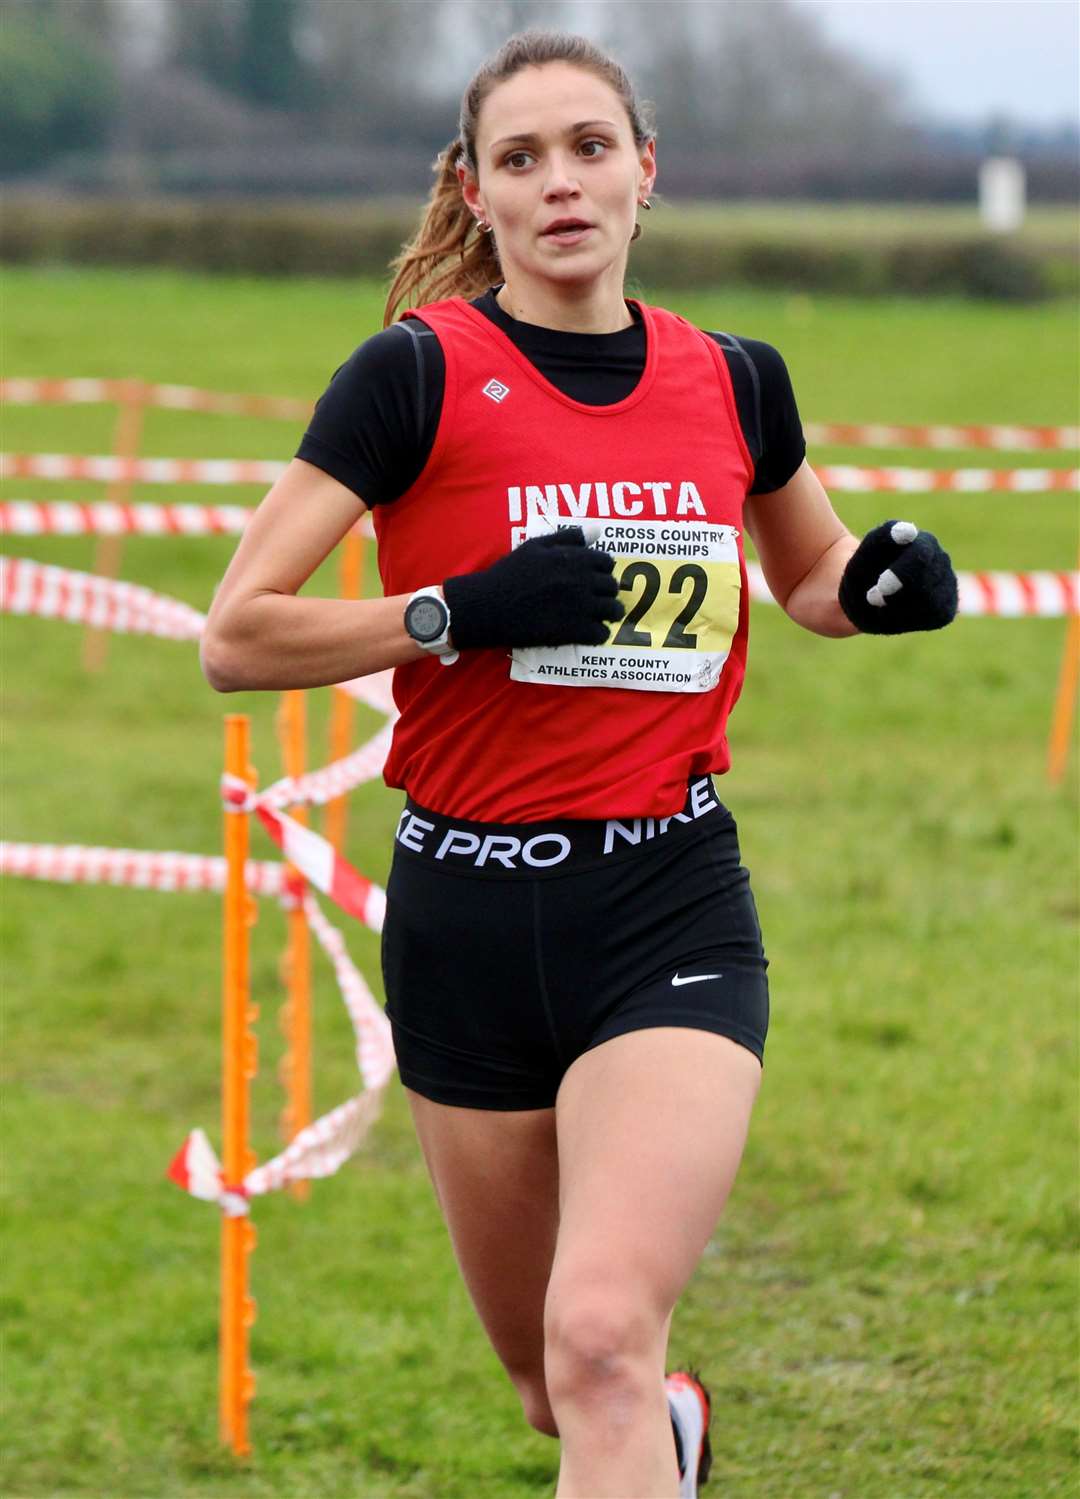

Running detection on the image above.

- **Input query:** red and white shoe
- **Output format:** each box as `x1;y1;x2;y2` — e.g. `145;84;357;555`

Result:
666;1368;713;1496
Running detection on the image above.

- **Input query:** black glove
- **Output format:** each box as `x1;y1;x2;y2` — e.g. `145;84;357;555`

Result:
443;527;625;650
839;519;958;635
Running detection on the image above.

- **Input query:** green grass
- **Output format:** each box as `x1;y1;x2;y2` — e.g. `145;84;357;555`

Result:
659;200;1080;253
2;267;1078;1498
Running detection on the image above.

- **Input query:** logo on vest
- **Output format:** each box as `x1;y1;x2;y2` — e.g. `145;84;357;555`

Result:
482;378;511;404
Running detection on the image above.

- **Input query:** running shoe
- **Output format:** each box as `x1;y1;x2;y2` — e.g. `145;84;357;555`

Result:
665;1368;713;1496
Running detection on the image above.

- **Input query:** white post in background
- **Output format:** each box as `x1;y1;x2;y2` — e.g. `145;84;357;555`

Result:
979;157;1027;233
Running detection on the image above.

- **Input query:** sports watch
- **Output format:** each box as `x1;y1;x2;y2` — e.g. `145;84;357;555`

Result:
404;586;459;665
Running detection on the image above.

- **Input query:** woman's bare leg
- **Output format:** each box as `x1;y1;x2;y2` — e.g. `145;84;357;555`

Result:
404;1089;561;1435
544;1028;762;1498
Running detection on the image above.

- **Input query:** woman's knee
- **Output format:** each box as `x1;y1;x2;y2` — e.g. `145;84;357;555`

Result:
543;1277;662;1404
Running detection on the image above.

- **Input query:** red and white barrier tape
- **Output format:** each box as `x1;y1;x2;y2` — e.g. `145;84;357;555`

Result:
5;454;1079;494
815;465;1078;494
1;454;284;486
210;684;396;822
4;553;1077;627
334;669;398;716
3;553;396;922
168;892;396;1207
3;838;396;1199
259;723;396;814
955;569;1080;618
169;1092;385;1211
6;380;1074;449
7;381;1075;452
168;1130;251;1213
1;500;251;536
745;561;1078;618
255;806;386;932
242;1090;387;1198
1;377;311;421
257;673;398;812
1;556;206;639
0;501;376;540
806;421;1079;452
301;894;395;1094
221;775;386;933
1;816;390;929
0;841;285;896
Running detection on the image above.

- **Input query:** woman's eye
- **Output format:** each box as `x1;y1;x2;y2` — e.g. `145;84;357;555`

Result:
579;139;608;157
505;151;533;169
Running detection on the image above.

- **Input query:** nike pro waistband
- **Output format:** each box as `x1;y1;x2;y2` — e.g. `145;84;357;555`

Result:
394;778;727;877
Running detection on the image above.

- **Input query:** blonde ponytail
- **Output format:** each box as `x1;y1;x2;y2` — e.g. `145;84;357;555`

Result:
383;138;501;327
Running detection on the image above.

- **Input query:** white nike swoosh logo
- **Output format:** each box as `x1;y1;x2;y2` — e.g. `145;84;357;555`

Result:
671;972;721;987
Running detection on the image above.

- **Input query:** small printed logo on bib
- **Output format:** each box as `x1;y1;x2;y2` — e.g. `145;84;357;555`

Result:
482;378;510;403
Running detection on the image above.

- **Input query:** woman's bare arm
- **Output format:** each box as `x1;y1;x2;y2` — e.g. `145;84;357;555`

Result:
743;459;860;638
200;458;428;692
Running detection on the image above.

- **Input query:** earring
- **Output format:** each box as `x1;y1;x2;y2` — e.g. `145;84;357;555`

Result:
639;198;652;210
476;218;493;234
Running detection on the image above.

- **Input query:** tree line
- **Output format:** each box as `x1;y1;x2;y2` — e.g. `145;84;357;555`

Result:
2;0;1076;200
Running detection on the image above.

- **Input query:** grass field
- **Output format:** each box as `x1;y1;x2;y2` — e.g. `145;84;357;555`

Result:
656;200;1080;250
2;266;1078;1498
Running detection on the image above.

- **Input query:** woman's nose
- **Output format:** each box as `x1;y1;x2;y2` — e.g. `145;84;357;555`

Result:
542;154;581;199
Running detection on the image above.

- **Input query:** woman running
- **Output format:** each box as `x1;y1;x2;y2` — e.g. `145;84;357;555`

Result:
201;29;956;1498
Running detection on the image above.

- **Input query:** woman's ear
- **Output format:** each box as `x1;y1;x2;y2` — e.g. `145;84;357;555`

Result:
459;167;485;222
639;139;657;200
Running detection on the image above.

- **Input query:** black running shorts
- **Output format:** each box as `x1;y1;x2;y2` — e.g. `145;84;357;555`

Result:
381;778;769;1111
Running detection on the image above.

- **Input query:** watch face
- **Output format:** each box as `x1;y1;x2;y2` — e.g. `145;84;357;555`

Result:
407;595;447;642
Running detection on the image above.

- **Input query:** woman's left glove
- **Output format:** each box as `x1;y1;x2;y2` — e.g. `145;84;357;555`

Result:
839;519;958;634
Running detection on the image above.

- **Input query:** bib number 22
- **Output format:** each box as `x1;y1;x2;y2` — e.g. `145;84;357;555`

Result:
509;517;741;694
614;560;708;650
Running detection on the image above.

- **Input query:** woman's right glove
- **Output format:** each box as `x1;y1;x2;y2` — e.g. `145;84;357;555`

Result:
443;528;625;649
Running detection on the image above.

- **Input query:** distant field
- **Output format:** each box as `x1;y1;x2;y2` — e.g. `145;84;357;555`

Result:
662;199;1079;250
2;267;1077;1498
4;195;1075;295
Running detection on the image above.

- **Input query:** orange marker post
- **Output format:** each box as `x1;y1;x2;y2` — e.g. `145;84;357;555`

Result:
276;690;312;1200
1048;609;1080;786
324;524;366;853
83;380;147;672
221;715;258;1455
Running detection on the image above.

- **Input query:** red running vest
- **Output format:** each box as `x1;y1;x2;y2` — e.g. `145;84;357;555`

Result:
373;296;754;822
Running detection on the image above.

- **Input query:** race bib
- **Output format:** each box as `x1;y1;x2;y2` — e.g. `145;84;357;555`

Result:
510;518;742;693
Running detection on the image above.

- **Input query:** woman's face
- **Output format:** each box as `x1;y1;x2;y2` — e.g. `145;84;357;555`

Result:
463;62;656;295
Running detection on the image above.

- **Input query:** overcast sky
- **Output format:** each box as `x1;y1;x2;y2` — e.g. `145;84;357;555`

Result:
114;0;1080;131
803;0;1079;127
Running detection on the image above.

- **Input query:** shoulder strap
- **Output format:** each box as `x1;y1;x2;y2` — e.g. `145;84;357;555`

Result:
707;331;762;464
395;320;438;451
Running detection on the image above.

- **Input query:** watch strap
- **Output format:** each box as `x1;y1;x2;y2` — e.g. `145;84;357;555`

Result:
405;586;459;665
